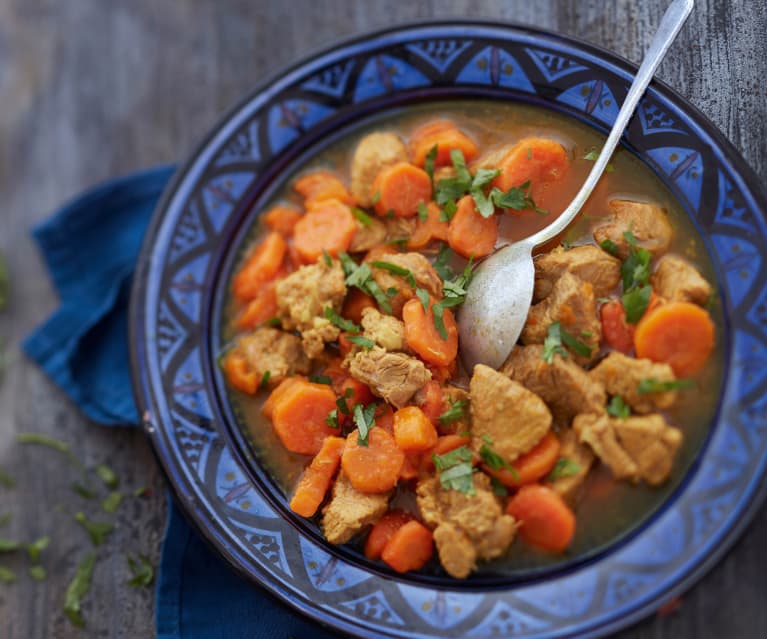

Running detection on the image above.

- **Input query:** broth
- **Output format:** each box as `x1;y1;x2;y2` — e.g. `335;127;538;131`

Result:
221;100;724;576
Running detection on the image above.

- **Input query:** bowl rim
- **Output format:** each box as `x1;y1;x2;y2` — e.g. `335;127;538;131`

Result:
129;17;767;639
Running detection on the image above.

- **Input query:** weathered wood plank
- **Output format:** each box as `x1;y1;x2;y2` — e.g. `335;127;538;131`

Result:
0;1;764;637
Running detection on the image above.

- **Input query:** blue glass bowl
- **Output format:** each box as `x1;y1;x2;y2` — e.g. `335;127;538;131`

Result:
130;21;767;638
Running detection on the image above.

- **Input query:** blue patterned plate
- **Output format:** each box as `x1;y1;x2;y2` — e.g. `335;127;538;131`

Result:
130;21;767;638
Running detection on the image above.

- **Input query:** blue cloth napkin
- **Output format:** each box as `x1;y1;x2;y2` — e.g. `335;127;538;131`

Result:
23;168;345;639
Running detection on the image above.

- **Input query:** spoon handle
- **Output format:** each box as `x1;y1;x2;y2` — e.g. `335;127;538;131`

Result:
527;0;694;247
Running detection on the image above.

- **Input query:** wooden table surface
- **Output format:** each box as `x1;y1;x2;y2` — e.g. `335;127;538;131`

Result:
1;1;765;637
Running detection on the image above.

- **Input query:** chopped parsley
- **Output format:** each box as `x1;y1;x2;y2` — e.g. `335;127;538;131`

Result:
29;565;46;581
491;476;509;496
322;250;332;267
433;243;455;280
637;378;694;394
0;468;15;489
548;458;582;481
371;190;381;204
260;370;271;389
424;145;438;188
600;238;620;256
74;512;114;546
439;199;457;222
479;441;519;479
324;306;360;333
339;253;392;314
126;554;154;588
63;552;95;627
26;536;49;563
429;257;474;340
353;403;377;446
335;387;355;416
438;399;467;424
622;284;653;324
542;321;592;363
0;566;16;583
433;445;475;495
490;180;548;215
265;316;282;327
371;260;417;288
606;395;631;419
618;230;653;324
347;335;375;351
583;147;615;172
325;408;340;429
351;207;373;226
95;464;119;489
417;201;429;222
102;491;123;514
309;375;332;385
415;287;431;313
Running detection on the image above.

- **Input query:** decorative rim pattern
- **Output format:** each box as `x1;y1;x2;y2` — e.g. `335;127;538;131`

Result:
130;21;767;639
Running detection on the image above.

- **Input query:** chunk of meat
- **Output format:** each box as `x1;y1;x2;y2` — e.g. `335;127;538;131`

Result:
469;364;551;463
417;474;517;579
349;216;388;253
573;413;682;485
276;259;346;331
360;307;405;351
321;472;391;545
651;254;712;305
546;429;595;504
231;327;310;387
384;217;418;244
369;252;443;316
521;271;601;362
350;132;408;207
347;347;431;408
533;245;621;302
501;344;605;427
593;199;673;259
300;317;340;360
590;352;678;414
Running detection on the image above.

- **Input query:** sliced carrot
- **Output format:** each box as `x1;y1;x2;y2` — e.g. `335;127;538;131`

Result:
427;361;457;385
232;232;288;302
340;377;374;409
421;434;472;472
634;302;715;376
493;138;570;212
483;431;560;488
235;283;279;331
342;288;376;325
341;428;404;493
289;436;345;518
407;201;449;249
417;380;446;426
410;120;479;167
600;299;635;355
374;404;395;433
393;406;439;453
262;376;305;419
372;162;432;218
506;484;576;553
293;199;357;264
402;297;458;367
271;380;338;455
447;195;498;258
222;351;258;394
364;510;414;560
381;520;434;573
262;205;302;237
399;453;422;481
294;170;354;207
321;358;348;390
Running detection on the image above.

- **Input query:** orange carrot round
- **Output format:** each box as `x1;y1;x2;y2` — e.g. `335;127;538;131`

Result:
232;232;288;302
634;302;715;376
420;434;472;472
340;377;374;409
374;404;395;433
417;381;446;426
506;484;576;552
364;510;415;560
262;205;302;237
372;162;432;218
410;120;479;167
235;283;279;331
380;520;434;573
294;170;354;207
399;453;422;481
289;436;345;518
408;201;449;249
600;299;635;355
393;406;439;453
262;376;305;419
292;199;357;264
341;428;404;494
447;195;498;258
271;380;338;455
402;298;458;367
483;431;560;488
222;351;258;395
342;288;376;325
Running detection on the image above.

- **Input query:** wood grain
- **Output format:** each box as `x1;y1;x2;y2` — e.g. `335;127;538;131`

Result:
0;0;764;637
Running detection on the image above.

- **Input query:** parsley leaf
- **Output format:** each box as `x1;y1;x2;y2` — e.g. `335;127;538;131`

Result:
417;201;429;222
309;375;332;385
340;253;393;314
439;199;458;222
74;512;114;546
336;388;354;416
548;458;582;481
472;168;501;189
433;243;455;280
424;145;438;188
491;476;508;496
260;370;271;389
371;190;381;204
64;553;95;627
351;207;373;227
637;378;694;394
324;306;360;332
95;464;119;489
102;491;123;514
371;261;417;288
353;403;377;446
622;284;653;324
479;443;519;479
325;408;339;429
433;445;475;494
347;335;375;351
600;238;620;256
450;148;471;184
606;395;630;419
432;445;473;470
560;325;593;358
438;399;467;424
322;250;332;267
415;287;431;313
490;180;547;214
431;302;449;340
541;321;591;362
126;554;154;588
26;536;49;563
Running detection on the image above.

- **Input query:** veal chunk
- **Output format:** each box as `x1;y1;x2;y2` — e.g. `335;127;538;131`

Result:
347;347;431;408
521;271;601;362
275;259;346;358
360;307;405;351
322;472;390;544
350;132;408;207
470;364;551;462
546;429;594;503
232;327;310;388
590;352;677;414
593;199;673;259
417;474;517;579
502;345;606;427
369;252;442;316
533;245;621;302
651;254;712;305
574;413;682;485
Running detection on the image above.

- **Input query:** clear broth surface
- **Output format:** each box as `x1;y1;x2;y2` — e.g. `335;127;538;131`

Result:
222;100;724;575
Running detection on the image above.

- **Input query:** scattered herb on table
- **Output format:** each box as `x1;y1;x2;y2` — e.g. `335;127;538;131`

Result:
26;536;50;563
126;554;154;588
0;538;20;552
16;433;70;455
0;513;10;527
0;566;16;583
0;468;15;489
95;464;119;489
63;552;96;627
74;512;114;547
29;565;47;581
102;491;123;514
71;482;97;500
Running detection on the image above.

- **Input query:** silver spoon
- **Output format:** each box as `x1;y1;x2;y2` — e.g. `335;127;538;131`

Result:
458;0;694;372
